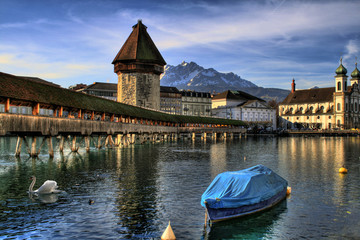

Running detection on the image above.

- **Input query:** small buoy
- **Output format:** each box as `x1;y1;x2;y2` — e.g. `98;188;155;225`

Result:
339;166;348;174
286;186;292;195
161;221;176;240
89;199;94;205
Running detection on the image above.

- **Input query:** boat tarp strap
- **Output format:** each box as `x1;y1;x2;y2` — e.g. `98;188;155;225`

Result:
201;165;288;209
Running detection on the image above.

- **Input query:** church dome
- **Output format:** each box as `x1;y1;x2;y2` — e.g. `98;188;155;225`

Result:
351;63;360;79
335;60;347;76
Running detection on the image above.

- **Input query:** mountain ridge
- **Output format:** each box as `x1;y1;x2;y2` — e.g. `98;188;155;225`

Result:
160;61;289;102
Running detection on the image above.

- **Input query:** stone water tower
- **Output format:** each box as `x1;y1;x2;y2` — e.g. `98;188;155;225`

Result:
112;20;166;110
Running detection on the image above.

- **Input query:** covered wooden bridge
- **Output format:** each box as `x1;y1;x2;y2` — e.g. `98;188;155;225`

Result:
0;72;247;157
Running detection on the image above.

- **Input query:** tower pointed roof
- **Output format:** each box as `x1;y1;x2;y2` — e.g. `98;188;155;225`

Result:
351;62;360;79
335;57;347;76
112;20;166;66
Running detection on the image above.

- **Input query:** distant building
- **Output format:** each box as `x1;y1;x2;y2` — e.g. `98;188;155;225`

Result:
69;83;87;91
160;86;182;114
81;82;117;101
112;20;166;110
181;90;212;116
212;90;276;129
279;60;360;130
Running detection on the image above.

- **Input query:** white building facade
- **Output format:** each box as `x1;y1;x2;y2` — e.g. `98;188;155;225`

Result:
212;90;277;129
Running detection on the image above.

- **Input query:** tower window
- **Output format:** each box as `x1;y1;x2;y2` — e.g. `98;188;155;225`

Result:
337;82;341;91
337;103;341;111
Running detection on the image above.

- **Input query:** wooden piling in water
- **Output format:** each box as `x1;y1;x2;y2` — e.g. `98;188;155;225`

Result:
30;136;37;157
15;136;23;156
59;135;65;152
85;136;90;152
71;136;78;152
47;137;54;157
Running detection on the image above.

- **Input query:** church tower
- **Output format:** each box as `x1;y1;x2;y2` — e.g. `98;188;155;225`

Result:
334;58;348;128
335;58;348;93
112;20;166;110
350;62;360;86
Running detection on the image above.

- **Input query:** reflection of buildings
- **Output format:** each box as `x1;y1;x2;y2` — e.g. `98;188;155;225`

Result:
212;90;276;129
279;60;360;129
210;143;227;179
277;137;345;180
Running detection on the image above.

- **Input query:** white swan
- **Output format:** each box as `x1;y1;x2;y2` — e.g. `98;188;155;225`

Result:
29;176;61;194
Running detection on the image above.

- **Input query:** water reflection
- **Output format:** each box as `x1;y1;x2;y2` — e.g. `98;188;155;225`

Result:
203;200;288;240
28;192;59;203
0;137;359;239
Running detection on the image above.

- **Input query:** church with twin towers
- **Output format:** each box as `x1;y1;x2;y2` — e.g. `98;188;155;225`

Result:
279;58;360;130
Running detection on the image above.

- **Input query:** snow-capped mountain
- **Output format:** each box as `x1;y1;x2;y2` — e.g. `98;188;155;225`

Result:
160;61;257;92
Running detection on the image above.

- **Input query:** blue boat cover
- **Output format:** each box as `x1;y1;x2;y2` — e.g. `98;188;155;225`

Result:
201;165;287;209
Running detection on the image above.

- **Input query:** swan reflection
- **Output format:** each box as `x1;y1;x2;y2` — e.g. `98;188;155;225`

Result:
28;192;59;203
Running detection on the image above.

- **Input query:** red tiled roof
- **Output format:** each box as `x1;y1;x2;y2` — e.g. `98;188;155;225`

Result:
281;87;335;104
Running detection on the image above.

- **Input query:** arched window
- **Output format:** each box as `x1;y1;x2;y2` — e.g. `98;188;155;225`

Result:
300;107;303;112
337;103;341;111
337;82;341;91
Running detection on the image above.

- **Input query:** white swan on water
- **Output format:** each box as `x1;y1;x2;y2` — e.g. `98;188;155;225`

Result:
28;176;61;194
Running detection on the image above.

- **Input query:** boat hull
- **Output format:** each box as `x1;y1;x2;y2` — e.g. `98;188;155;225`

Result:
205;187;287;223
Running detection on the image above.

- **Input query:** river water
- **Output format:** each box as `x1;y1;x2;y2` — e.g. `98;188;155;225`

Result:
0;136;359;239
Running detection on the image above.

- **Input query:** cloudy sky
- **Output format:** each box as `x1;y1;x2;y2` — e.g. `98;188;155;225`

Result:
1;0;360;90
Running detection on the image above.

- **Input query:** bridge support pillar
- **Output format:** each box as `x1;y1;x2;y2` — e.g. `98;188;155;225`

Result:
59;136;65;152
15;136;23;157
202;132;207;141
105;135;115;148
30;136;37;157
85;136;90;152
213;133;217;140
47;137;54;157
71;136;79;152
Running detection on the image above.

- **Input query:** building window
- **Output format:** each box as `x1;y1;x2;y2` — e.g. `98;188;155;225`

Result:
337;103;341;111
337;81;341;91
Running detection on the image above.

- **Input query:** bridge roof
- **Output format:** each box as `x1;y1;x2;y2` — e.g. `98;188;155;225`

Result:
0;72;245;126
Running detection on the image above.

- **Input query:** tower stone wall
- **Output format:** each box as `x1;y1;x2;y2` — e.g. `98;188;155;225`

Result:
117;72;160;109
